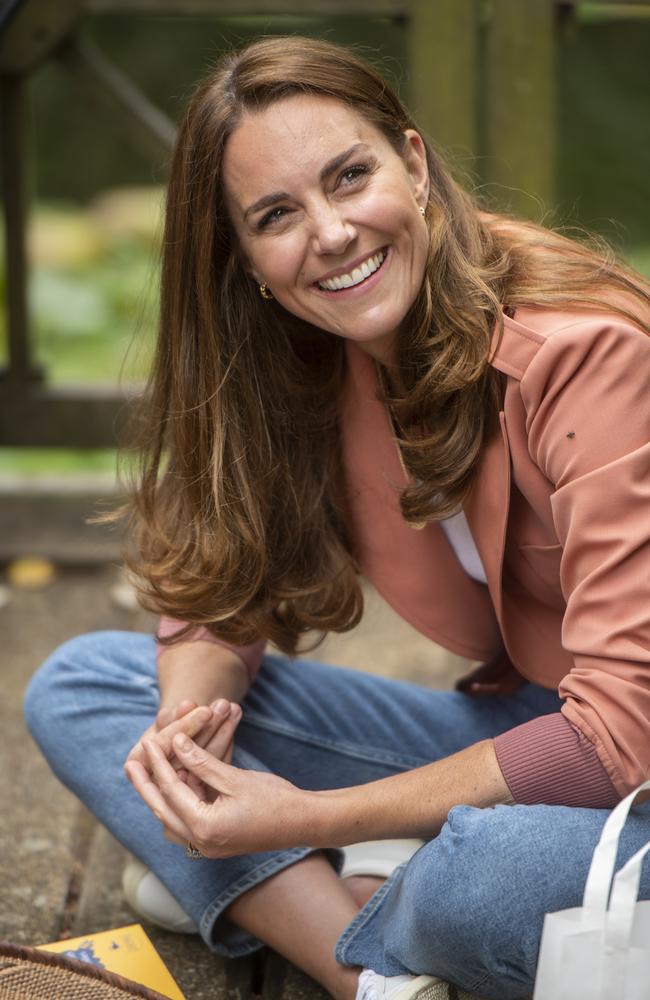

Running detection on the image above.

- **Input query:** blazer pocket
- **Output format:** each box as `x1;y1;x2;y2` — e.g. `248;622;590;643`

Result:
517;542;565;609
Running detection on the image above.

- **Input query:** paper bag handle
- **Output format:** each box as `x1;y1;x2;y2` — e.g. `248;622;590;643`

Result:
582;779;650;917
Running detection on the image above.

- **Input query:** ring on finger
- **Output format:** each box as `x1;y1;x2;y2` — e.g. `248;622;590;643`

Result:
185;841;204;860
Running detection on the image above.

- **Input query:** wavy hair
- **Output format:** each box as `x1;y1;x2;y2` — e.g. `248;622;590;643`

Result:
114;36;650;654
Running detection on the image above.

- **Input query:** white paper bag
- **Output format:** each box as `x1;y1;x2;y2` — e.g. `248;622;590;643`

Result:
533;780;650;1000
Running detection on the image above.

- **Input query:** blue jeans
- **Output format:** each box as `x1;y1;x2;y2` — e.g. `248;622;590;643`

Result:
24;631;650;1000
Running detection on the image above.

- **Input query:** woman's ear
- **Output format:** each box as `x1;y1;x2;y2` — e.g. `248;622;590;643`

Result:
403;129;430;208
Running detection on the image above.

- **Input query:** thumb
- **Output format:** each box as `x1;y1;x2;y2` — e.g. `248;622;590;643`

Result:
172;734;235;791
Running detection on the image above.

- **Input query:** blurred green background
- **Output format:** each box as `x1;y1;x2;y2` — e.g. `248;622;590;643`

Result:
1;7;649;476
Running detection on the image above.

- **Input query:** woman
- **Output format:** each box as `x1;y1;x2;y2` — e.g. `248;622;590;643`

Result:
25;36;650;1000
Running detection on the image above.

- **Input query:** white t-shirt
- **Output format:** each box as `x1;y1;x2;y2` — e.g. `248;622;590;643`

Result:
440;510;487;584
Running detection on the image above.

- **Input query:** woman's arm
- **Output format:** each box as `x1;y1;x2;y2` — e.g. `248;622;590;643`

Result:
127;732;514;858
126;641;251;775
310;739;514;846
157;640;251;710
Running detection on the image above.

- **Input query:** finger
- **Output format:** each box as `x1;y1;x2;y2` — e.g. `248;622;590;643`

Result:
172;734;236;793
156;699;196;731
162;827;185;846
174;700;197;719
192;699;233;751
204;703;242;762
125;759;195;841
127;724;157;764
142;739;210;831
187;771;210;803
153;706;214;758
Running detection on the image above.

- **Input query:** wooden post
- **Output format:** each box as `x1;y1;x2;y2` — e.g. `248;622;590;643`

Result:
0;73;43;385
482;0;556;217
408;0;480;171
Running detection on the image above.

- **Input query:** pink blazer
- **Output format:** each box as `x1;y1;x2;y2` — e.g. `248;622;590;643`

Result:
340;305;650;801
159;304;650;805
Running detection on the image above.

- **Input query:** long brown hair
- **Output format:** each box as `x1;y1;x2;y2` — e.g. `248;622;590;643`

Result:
116;36;650;654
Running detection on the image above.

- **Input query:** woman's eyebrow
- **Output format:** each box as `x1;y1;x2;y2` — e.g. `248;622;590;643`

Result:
242;142;371;221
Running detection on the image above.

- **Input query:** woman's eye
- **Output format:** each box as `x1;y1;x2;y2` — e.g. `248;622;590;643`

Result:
339;164;369;186
258;206;288;229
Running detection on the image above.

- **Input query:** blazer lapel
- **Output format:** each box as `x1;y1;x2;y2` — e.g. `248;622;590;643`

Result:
341;341;502;661
463;411;511;626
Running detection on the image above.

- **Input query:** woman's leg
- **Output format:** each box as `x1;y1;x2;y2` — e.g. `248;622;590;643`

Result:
23;630;565;996
336;798;650;1000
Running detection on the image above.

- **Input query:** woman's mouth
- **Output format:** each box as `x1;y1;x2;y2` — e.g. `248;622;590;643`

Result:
316;247;389;293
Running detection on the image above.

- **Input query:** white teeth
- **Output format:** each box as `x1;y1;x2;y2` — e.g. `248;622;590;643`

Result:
318;249;385;291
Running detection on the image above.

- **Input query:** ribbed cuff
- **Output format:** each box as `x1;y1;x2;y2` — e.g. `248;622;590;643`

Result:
156;617;266;680
494;712;619;807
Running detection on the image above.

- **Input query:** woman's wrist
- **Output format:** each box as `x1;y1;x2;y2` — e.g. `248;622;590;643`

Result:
158;640;250;710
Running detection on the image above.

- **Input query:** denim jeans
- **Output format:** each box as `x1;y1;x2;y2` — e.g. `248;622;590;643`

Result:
24;630;650;1000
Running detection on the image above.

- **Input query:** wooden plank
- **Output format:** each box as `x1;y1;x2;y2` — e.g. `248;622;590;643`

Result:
482;0;555;217
0;76;43;382
407;0;479;164
0;478;124;562
87;0;406;14
0;383;137;447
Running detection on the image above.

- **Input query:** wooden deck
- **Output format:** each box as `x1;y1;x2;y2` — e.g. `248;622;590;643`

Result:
1;557;472;998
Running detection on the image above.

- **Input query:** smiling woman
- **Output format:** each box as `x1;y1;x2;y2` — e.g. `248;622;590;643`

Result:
223;96;430;361
24;34;650;1000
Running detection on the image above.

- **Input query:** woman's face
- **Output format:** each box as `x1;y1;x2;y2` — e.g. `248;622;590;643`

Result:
223;94;430;363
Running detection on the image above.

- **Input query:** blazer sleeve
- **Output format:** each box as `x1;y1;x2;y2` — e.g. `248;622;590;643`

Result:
496;316;650;804
156;616;266;681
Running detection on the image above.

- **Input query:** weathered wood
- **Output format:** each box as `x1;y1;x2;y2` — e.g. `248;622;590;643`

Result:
408;0;479;163
0;383;138;447
0;477;124;562
0;74;43;384
88;0;406;13
482;0;556;217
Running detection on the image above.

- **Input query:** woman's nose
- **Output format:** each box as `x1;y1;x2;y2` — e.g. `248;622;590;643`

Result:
310;206;356;255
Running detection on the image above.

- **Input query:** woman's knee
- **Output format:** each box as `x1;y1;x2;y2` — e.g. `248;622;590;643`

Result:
385;805;549;997
24;630;156;752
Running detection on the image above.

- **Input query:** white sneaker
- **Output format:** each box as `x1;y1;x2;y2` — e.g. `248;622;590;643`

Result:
122;857;198;934
341;840;424;879
356;969;449;1000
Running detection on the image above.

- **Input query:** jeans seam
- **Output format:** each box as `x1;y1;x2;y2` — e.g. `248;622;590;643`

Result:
241;711;429;770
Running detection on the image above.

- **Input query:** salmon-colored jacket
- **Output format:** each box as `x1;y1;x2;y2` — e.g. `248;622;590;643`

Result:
160;305;650;806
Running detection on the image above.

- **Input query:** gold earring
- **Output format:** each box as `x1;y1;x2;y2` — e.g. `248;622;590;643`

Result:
259;282;274;300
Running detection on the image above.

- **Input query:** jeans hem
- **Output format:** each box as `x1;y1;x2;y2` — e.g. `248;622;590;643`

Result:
200;846;344;958
334;862;408;970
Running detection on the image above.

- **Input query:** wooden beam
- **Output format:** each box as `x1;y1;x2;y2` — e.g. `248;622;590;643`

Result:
482;0;556;217
408;0;479;166
0;74;44;384
0;384;138;448
87;0;406;14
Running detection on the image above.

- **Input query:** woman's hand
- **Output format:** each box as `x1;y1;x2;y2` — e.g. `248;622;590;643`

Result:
126;699;239;772
126;698;242;815
125;732;313;858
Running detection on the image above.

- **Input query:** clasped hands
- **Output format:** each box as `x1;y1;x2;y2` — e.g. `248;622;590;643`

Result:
124;700;311;858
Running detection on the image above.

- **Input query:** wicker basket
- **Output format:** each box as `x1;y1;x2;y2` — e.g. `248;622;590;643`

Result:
0;942;172;1000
